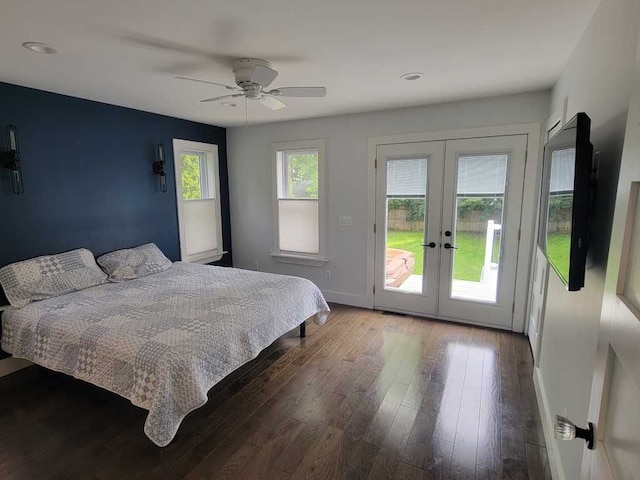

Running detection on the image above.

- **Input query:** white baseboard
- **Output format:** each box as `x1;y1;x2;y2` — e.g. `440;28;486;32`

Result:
321;290;372;309
534;367;565;480
0;357;32;377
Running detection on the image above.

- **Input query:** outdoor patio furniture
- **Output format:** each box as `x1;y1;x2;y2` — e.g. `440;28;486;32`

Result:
385;248;415;287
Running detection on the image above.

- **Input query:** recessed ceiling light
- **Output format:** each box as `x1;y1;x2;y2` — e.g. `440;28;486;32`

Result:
22;42;57;54
221;102;238;108
400;72;423;81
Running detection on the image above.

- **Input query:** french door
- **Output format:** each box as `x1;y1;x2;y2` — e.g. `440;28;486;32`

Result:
374;142;445;315
374;135;527;328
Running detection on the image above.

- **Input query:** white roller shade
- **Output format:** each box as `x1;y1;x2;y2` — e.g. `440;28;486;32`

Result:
278;199;319;254
184;199;218;256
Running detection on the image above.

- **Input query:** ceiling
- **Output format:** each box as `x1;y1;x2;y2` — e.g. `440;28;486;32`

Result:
0;0;600;127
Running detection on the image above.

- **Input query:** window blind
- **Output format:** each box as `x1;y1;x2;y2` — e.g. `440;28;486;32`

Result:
184;199;218;256
278;199;319;254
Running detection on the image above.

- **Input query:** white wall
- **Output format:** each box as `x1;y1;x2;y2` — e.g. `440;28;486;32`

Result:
228;91;549;308
536;0;640;477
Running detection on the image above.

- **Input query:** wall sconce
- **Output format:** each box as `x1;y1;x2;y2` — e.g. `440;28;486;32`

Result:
153;143;167;193
554;415;595;450
1;125;24;195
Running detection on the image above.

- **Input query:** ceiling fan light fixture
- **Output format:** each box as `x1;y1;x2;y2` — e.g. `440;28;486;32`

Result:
22;42;57;54
401;72;423;81
179;58;327;115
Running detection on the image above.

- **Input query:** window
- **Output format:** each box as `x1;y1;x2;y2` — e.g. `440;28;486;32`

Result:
272;139;327;265
173;139;224;264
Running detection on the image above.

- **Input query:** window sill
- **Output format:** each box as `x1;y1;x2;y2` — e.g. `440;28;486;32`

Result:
270;253;328;267
185;251;228;265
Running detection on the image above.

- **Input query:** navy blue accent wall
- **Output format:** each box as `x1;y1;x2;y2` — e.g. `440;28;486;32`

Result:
0;82;232;338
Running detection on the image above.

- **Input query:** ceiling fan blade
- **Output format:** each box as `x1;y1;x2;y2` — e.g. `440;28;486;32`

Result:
257;95;286;110
158;61;216;75
176;76;240;91
201;94;245;103
120;33;237;67
268;87;327;97
251;65;278;88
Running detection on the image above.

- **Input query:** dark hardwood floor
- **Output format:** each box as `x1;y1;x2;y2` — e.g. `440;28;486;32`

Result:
0;305;551;479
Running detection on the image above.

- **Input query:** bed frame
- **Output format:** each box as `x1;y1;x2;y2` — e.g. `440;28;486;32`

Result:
299;320;306;338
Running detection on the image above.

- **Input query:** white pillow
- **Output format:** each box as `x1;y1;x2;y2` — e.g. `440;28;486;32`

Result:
0;248;107;308
97;243;172;282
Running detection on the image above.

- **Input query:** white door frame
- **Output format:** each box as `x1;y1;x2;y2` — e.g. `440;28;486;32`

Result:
526;108;569;363
367;123;542;332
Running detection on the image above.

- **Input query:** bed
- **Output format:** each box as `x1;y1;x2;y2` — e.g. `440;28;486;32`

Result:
1;260;329;447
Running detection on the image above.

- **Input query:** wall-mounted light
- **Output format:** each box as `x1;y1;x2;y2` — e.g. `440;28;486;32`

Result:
153;143;167;193
1;125;24;195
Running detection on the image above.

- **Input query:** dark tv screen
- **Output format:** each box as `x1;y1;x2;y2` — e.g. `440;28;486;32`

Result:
540;112;593;291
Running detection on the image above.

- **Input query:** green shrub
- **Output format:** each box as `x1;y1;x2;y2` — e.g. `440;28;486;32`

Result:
456;197;503;221
388;199;424;221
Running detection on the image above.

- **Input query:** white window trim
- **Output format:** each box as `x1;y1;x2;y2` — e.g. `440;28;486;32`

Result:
173;139;226;264
271;139;328;266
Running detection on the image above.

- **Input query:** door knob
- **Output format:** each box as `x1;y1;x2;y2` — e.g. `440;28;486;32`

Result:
443;243;459;249
554;415;595;450
444;230;452;237
422;242;437;248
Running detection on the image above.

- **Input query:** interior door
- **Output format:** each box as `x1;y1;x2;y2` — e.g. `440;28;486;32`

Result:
581;43;640;479
374;142;444;315
437;135;527;328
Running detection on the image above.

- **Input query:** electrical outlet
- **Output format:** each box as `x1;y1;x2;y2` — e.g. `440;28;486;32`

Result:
325;270;331;280
254;261;259;271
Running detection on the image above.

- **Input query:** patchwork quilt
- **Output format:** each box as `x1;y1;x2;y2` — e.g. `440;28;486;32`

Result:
1;263;330;446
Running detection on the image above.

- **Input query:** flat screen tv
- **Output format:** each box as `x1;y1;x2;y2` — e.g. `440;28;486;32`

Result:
540;112;593;291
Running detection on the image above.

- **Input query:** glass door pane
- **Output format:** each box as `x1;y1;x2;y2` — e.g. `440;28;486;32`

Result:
450;154;507;303
385;158;427;294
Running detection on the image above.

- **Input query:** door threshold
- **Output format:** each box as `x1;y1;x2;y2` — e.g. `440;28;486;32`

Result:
374;306;517;332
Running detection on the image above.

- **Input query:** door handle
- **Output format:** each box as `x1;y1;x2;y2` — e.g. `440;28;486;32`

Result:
554;415;595;450
422;242;437;248
443;243;459;249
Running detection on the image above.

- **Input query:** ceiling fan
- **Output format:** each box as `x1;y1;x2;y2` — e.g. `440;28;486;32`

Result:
177;58;327;111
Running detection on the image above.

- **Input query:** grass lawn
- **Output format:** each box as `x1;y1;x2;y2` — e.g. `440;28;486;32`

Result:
546;232;571;281
386;230;499;281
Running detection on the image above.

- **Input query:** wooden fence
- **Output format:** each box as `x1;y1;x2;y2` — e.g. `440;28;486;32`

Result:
388;207;572;233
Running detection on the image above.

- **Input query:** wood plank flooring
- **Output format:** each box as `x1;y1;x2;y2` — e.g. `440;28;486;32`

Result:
0;304;551;480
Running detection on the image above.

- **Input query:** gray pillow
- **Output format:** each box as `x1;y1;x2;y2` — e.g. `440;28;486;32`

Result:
97;243;172;282
0;248;108;308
